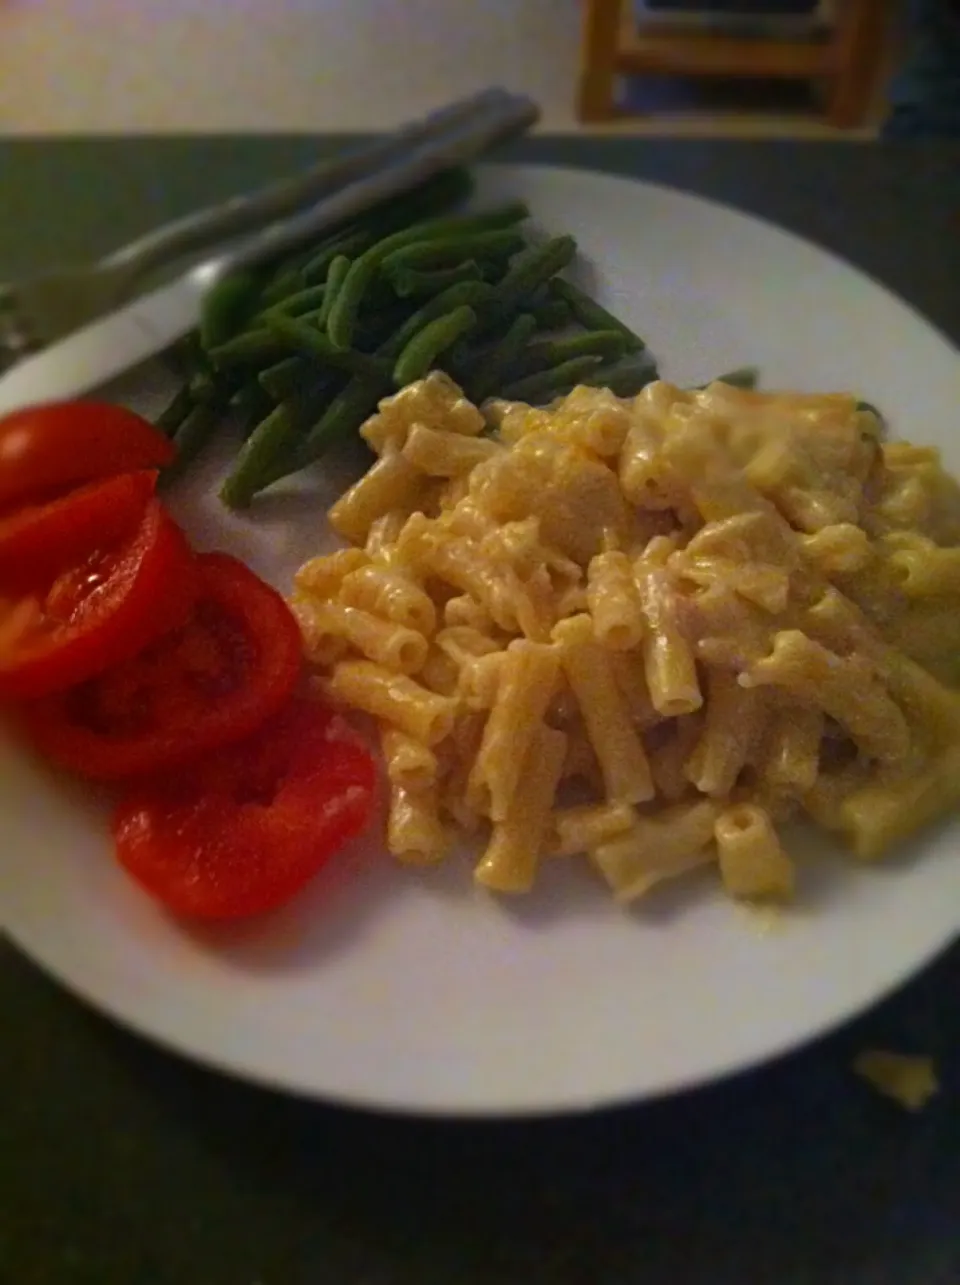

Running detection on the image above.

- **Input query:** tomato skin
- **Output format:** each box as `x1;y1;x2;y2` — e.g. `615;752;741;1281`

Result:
0;500;196;700
0;402;174;510
0;469;157;592
112;698;377;919
19;551;303;778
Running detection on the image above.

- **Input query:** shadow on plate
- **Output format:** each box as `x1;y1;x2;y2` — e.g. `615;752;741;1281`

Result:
172;807;406;975
174;811;912;974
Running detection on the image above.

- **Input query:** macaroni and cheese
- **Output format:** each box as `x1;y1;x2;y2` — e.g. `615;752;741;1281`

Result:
291;371;960;902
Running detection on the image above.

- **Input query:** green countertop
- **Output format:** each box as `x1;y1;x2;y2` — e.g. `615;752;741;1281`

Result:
1;136;959;1285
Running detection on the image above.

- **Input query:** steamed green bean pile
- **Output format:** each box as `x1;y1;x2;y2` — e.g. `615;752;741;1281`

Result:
156;168;659;509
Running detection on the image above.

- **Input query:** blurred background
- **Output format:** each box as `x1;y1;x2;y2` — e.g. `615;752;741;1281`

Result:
0;0;894;136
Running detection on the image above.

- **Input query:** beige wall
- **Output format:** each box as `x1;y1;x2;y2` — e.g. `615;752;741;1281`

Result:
0;0;581;133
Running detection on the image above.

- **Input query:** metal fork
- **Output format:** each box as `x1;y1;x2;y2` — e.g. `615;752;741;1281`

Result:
0;88;534;371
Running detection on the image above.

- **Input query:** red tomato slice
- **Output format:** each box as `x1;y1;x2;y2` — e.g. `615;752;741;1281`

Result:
112;697;377;919
0;401;174;511
0;500;196;700
20;551;303;778
0;469;158;592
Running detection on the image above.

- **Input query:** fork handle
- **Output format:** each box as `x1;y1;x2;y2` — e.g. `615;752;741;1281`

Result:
100;88;529;290
204;94;539;283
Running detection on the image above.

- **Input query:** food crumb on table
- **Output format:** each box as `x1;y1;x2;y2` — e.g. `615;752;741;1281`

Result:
852;1049;940;1111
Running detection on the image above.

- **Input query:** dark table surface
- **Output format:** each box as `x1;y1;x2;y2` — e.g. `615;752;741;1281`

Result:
2;136;959;1285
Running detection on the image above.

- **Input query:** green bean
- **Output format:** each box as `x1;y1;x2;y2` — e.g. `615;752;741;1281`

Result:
300;229;372;287
507;329;629;380
444;306;522;375
166;367;237;426
318;255;351;326
493;236;577;312
221;387;332;509
354;302;421;354
463;237;577;344
259;356;310;403
294;172;473;291
264;315;392;381
856;400;886;443
251;443;306;492
462;313;538;403
548;278;646;351
306;168;475;284
221;278;411;500
380;280;495;359
232;382;275;434
260;283;327;320
326;203;528;350
381;229;525;275
379;280;494;382
264;377;386;491
199;270;264;350
307;379;388;457
499;354;604;405
857;399;885;426
388;260;483;298
162;368;251;479
155;383;195;438
207;329;287;369
260;244;321;297
392;306;478;387
366;275;406;312
583;354;659;398
163;402;222;482
479;259;512;283
297;168;471;287
208;302;323;357
528;298;573;330
268;275;486;484
209;171;474;329
257;370;391;493
708;366;759;390
258;267;305;307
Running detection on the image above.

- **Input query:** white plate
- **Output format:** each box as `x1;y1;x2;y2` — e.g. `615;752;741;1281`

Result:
2;164;959;1116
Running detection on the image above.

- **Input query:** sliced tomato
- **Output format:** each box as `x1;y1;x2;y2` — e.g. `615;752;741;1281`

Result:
0;401;174;511
20;551;302;778
112;697;377;919
0;470;158;592
0;500;196;700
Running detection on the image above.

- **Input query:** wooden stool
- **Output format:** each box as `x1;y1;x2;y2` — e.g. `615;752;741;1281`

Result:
578;0;890;128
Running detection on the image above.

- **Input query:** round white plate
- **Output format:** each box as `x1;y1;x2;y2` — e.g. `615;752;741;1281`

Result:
2;164;959;1116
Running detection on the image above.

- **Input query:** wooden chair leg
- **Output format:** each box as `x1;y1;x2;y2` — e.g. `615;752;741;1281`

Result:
827;0;889;128
577;0;623;123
